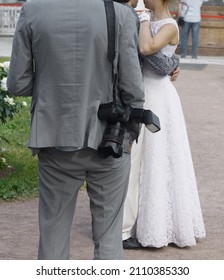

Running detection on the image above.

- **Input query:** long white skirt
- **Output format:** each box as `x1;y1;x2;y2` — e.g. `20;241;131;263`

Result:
136;68;206;247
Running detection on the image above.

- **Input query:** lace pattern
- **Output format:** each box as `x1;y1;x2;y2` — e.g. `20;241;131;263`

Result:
135;19;205;247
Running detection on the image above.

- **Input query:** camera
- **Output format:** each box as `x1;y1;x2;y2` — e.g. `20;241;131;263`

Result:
98;102;161;158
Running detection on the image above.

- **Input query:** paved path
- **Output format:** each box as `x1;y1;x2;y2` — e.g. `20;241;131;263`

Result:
0;37;12;57
1;38;224;260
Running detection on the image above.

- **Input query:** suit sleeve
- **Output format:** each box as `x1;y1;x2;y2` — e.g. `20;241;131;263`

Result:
7;6;34;96
142;52;179;75
117;11;145;109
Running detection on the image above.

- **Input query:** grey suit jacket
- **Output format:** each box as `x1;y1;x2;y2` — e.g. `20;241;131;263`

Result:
7;0;144;150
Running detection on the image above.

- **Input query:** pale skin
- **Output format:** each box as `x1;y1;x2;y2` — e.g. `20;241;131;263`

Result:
170;67;179;81
139;0;180;81
127;0;139;8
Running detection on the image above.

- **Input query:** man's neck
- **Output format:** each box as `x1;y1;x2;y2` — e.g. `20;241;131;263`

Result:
127;1;133;8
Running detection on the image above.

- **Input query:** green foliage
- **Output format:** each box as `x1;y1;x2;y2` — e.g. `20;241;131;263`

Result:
0;59;27;124
0;57;37;200
0;58;29;170
0;97;38;201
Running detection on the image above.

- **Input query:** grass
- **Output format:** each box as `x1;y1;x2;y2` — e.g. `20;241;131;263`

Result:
0;57;38;201
0;97;38;201
0;57;10;63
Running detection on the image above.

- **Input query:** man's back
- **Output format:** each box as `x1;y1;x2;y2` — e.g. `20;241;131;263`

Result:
8;0;144;150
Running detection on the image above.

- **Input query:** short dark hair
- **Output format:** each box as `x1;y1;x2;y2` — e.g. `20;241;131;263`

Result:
113;0;129;3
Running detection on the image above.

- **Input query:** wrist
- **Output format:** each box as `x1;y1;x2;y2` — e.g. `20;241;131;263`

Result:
138;11;151;23
140;20;150;25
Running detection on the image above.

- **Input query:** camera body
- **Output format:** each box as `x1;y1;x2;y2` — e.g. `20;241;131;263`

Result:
98;102;131;123
98;102;161;158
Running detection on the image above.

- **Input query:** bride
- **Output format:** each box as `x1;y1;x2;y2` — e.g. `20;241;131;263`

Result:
125;0;206;248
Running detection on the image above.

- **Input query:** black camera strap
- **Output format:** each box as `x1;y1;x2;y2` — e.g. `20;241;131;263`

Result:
103;0;118;105
104;0;116;64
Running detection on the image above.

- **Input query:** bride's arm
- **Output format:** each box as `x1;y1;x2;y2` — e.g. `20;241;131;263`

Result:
139;17;178;55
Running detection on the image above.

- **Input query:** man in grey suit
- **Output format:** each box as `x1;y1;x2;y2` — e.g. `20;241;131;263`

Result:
7;0;144;260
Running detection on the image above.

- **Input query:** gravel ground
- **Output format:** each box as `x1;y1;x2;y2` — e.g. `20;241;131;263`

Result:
0;58;224;260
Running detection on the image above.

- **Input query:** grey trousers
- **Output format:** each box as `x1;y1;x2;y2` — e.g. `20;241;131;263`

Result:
37;148;130;260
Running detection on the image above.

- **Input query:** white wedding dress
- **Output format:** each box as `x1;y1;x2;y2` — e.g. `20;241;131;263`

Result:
136;18;206;247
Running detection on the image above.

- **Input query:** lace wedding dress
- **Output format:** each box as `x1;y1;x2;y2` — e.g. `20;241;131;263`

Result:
136;18;206;247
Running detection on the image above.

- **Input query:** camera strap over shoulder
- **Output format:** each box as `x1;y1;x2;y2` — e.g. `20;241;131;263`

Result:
103;0;115;64
103;0;118;105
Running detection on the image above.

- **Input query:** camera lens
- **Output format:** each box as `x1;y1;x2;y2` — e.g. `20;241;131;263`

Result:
98;122;125;158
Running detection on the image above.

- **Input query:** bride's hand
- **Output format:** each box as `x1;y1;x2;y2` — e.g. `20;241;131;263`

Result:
138;11;151;23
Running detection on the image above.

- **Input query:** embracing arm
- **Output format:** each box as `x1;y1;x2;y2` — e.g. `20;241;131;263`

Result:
142;52;179;75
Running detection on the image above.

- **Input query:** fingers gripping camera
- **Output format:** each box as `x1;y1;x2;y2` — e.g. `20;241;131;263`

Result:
97;102;161;158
